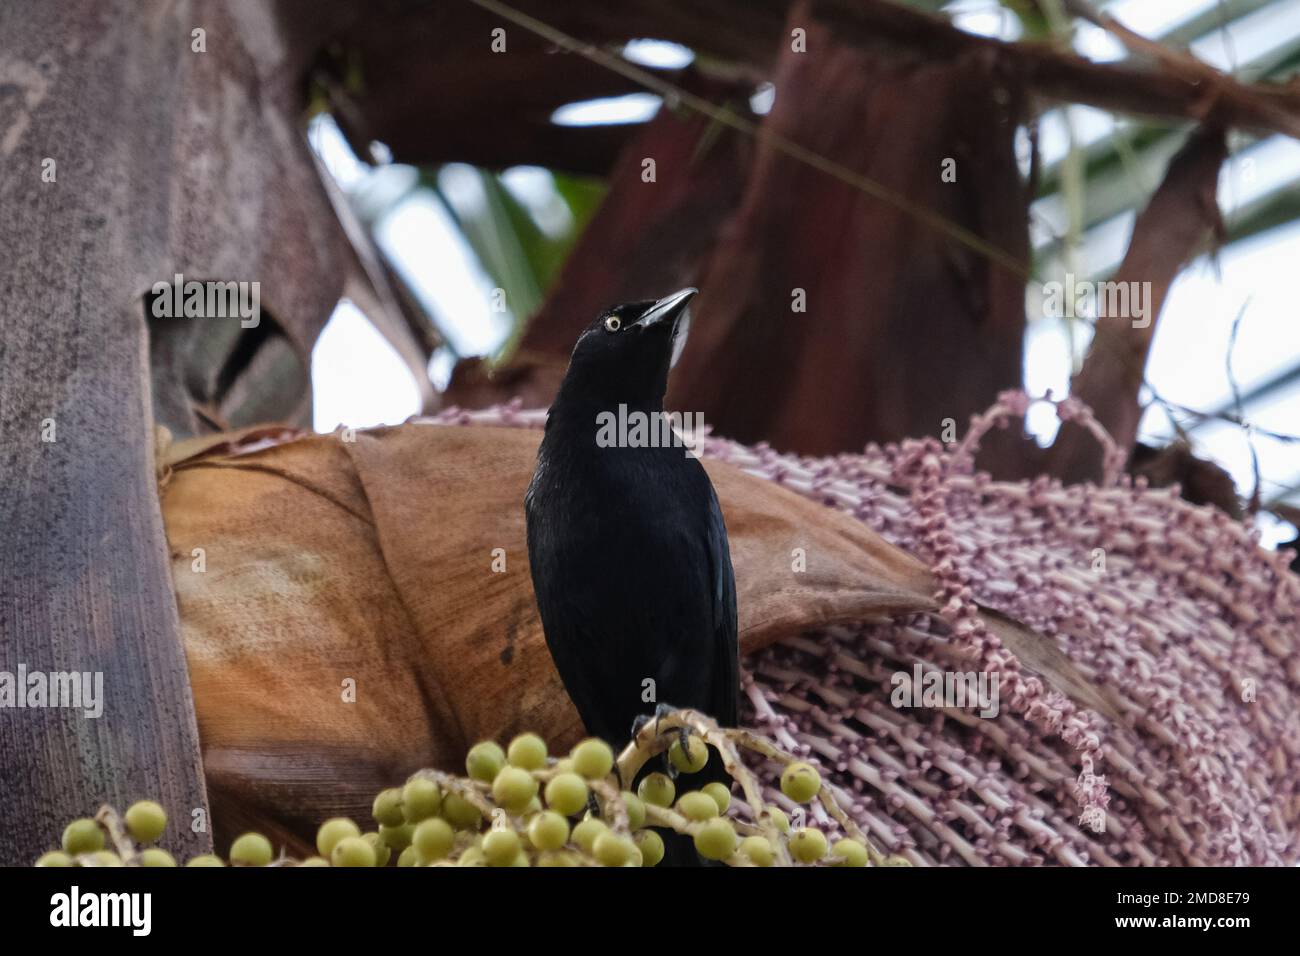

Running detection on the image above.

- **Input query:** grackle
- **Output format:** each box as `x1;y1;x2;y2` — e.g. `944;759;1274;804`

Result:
525;289;739;863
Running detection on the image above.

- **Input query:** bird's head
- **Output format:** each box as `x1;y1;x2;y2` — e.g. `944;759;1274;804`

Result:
555;288;697;409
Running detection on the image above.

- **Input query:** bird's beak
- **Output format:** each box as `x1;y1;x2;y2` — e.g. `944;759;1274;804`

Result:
635;287;698;330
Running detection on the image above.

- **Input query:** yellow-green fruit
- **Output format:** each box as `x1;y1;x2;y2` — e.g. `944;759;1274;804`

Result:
372;788;405;827
185;854;225;867
466;740;507;783
507;732;548;770
457;846;486;866
702;782;731;814
401;778;442;822
510;852;531;867
831;838;869;867
570;738;614;779
638;772;675;808
571;817;608;853
35;851;74;868
124;800;167;844
482;828;522;866
528;811;570;851
229;832;274;867
412;817;454;863
675;791;719;822
396;846;418;868
299;856;331;867
379;822;414;851
883;854;913;866
789;827;828;863
739;835;775;867
634;829;664;867
538;850;581;867
764;806;791;833
316;818;361;857
87;851;123;867
544;772;588;816
621;791;646;830
694;818;737;861
331;835;377;867
492;766;539;814
363;832;391;867
441;791;483;829
780;762;821;803
61;818;104;856
668;735;709;773
593;831;636;867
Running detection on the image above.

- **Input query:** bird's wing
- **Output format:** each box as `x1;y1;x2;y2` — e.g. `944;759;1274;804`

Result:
705;481;739;727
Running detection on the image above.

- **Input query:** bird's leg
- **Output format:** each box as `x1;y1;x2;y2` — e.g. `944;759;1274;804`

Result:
585;791;602;820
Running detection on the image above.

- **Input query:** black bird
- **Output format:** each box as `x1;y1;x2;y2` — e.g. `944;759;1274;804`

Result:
525;288;739;854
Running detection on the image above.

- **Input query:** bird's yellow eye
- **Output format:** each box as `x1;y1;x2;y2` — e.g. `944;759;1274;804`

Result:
604;315;621;332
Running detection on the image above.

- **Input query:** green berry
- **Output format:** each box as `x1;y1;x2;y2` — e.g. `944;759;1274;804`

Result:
378;822;414;851
124;800;167;844
507;732;548;770
136;848;175;866
675;791;719;822
739;835;775;866
315;817;361;857
372;788;405;827
693;818;737;861
528;811;570;851
593;831;635;866
543;772;588;816
669;735;709;773
331;835;377;867
883;854;913;866
571;817;608;853
229;832;274;867
401;778;442;822
621;791;646;830
441;791;483;829
780;762;821;803
61;818;104;856
35;851;74;867
299;856;330;867
185;854;225;867
638;772;675;807
702;782;731;814
832;838;869;867
396;846;418;868
538;850;581;867
764;806;790;833
570;738;614;780
456;846;486;866
492;766;538;814
466;741;507;783
412;818;454;863
482;828;521;866
634;829;664;867
363;832;391;866
789;827;828;863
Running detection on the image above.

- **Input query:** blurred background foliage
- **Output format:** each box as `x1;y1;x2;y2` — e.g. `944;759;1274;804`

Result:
305;0;1300;545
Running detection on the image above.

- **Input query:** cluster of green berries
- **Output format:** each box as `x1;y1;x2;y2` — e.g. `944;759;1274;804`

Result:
34;728;900;867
